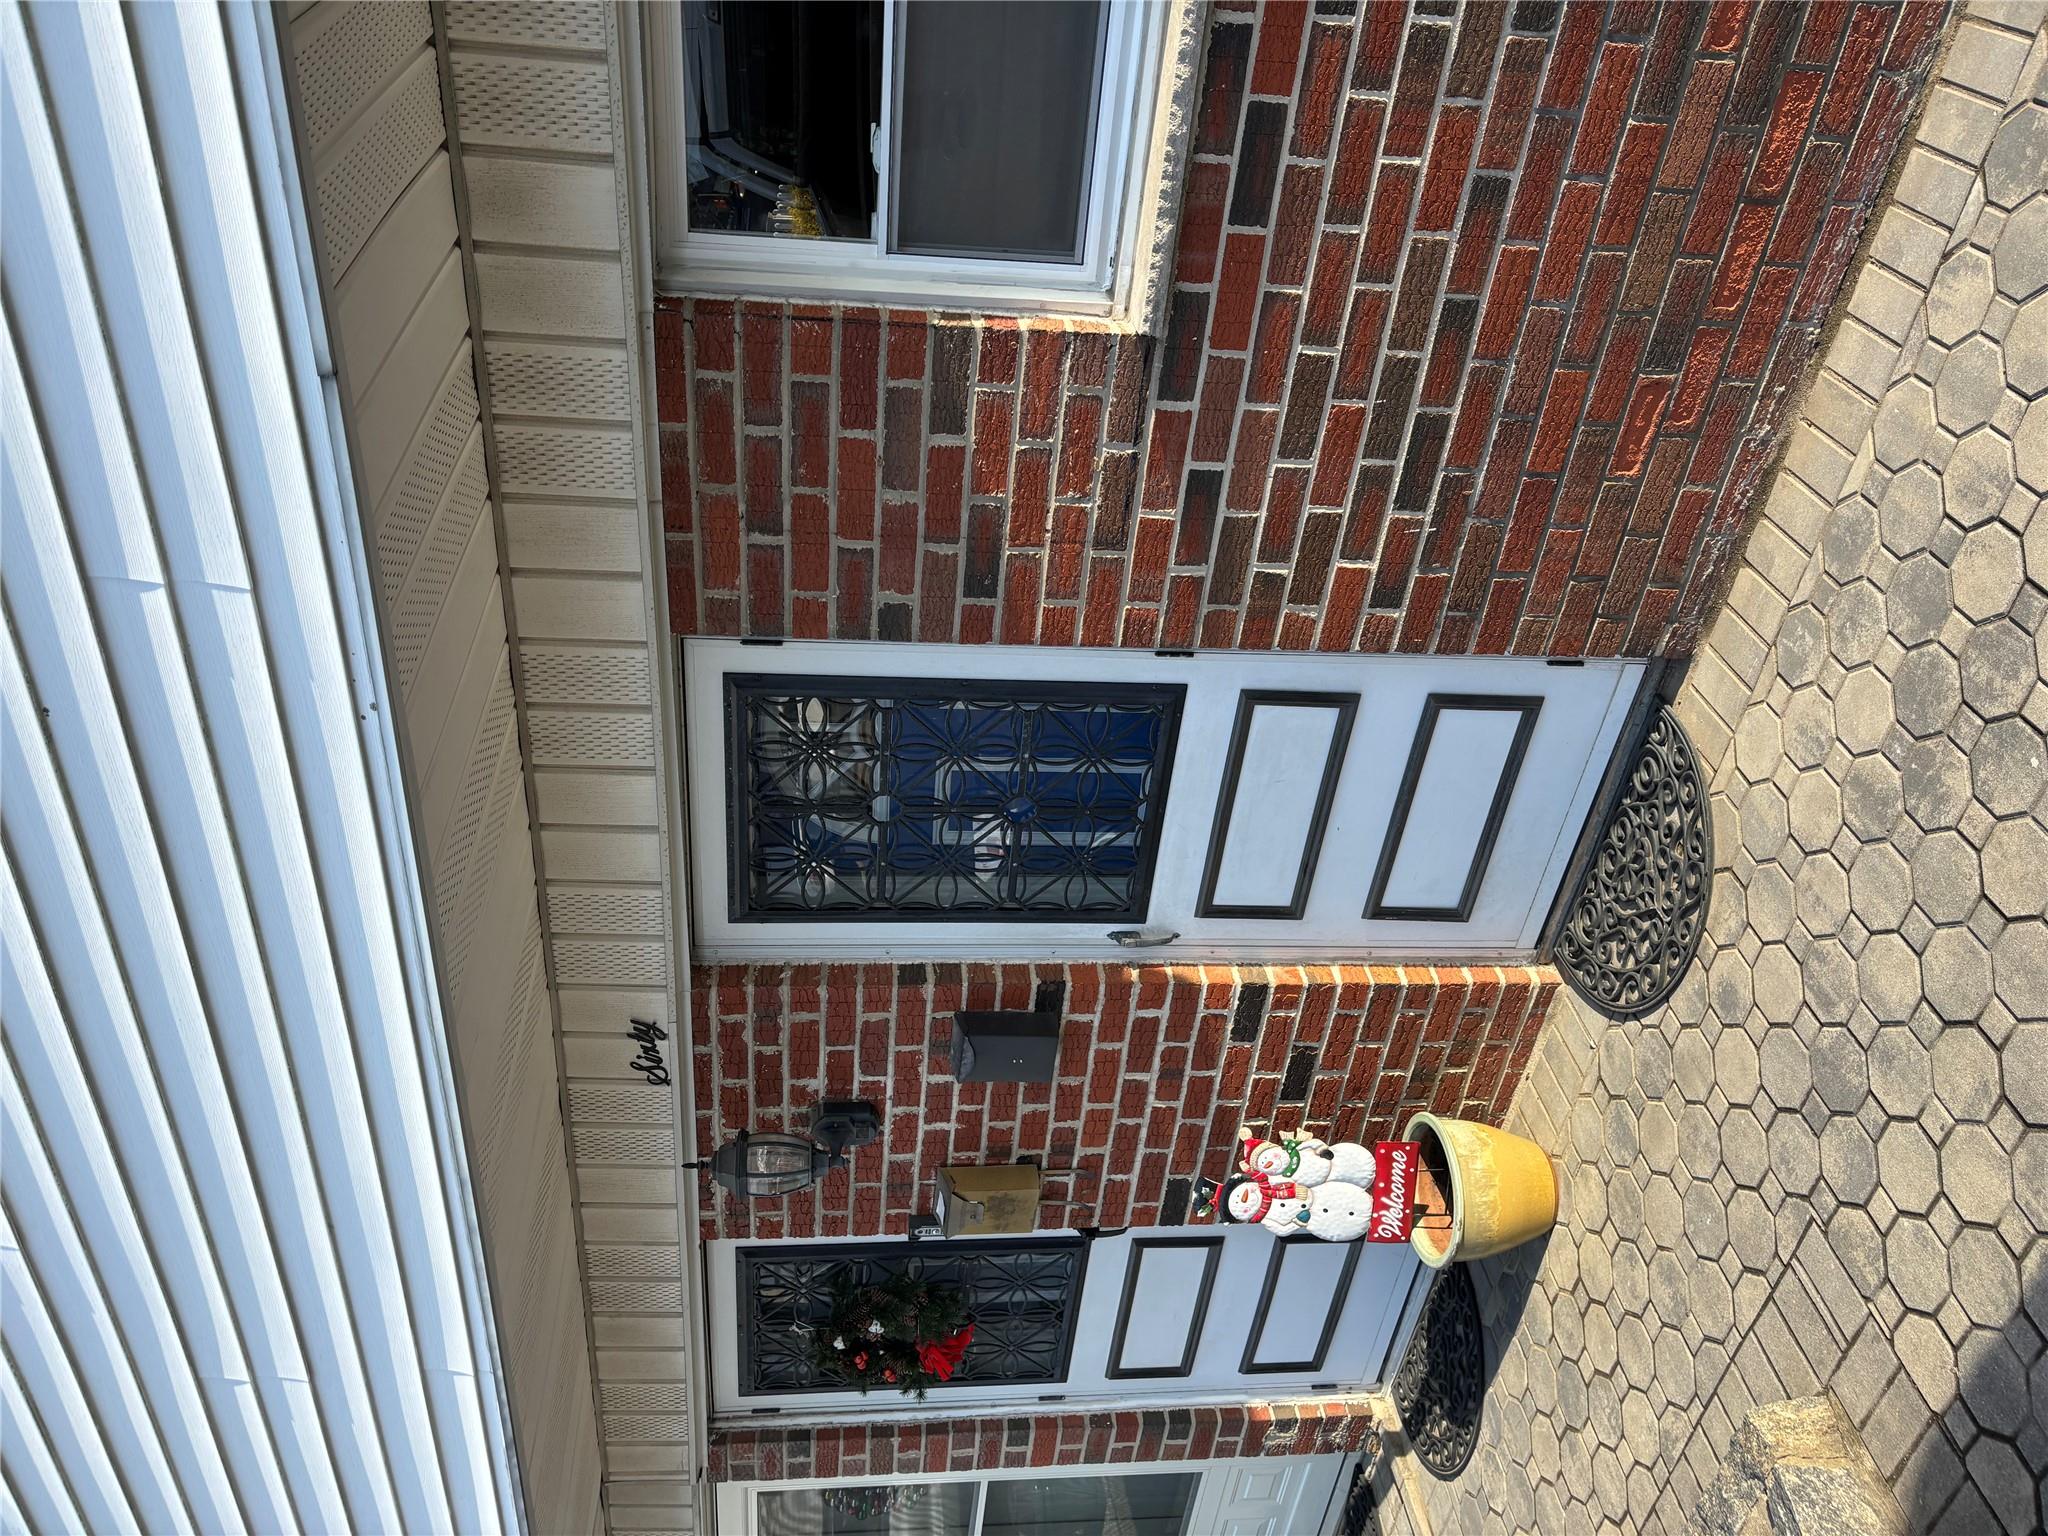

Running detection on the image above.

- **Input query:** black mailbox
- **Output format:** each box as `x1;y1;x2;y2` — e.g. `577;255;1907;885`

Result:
950;1010;1061;1083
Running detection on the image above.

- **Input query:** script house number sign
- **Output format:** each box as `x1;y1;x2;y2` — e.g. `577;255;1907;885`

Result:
1369;1140;1420;1243
628;1018;671;1086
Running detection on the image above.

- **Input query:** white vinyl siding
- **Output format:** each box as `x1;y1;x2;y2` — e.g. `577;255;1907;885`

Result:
0;0;515;1528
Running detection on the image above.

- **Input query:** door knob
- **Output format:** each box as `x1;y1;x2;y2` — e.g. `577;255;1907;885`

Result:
1107;927;1180;948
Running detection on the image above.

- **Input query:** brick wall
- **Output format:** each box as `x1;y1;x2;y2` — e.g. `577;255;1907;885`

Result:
658;0;1947;660
709;1398;1378;1482
690;961;1554;1241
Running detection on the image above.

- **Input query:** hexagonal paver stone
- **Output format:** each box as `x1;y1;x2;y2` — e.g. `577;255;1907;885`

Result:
1992;197;2048;300
1776;605;1826;689
1874;376;1945;470
1880;462;1946;554
1725;1188;1774;1269
1768;1111;1821;1194
1950;521;2025;619
1930;1026;2000;1122
1808;1026;1867;1112
1709;945;1755;1023
1780;686;1834;770
1740;781;1791;861
1992;921;2047;1023
1786;772;1842;853
1681;1182;1728;1260
1888;1222;1955;1322
1959;619;2035;719
1981;818;2048;922
1796;853;1851;937
1912;830;1980;924
1735;704;1782;783
1747;944;1799;1027
1962;1344;2033;1462
1850;843;1914;931
1900;736;1973;829
2017;1133;2048;1226
1748;865;1797;943
2019;396;2048;494
1926;246;1995;344
1817;1116;1878;1207
1944;427;2017;528
1828;584;1889;671
1821;497;1880;583
2005;1023;2048;1127
1804;939;1859;1025
1984;105;2048;212
1924;927;1996;1024
1889;645;1962;739
1935;335;2007;434
1720;1107;1770;1185
1971;716;2047;821
2005;293;2048;398
1755;1028;1808;1110
1869;1028;1932;1119
1885;554;1953;647
1948;1227;2021;1332
1841;753;1904;839
1882;1123;1942;1224
1858;933;1922;1026
1941;1123;2011;1224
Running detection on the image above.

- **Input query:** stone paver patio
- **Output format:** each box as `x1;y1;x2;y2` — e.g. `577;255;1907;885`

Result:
1385;16;2047;1534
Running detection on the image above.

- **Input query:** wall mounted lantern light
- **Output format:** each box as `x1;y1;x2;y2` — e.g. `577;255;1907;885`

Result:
691;1100;882;1199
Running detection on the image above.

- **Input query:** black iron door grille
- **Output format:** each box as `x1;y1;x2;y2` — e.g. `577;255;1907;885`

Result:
736;1237;1089;1395
725;674;1184;921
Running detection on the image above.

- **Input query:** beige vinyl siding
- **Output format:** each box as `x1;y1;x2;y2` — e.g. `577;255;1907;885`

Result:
443;3;697;1528
286;5;601;1532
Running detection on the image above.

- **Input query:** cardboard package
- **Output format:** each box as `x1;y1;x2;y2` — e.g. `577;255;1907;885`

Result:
936;1164;1042;1236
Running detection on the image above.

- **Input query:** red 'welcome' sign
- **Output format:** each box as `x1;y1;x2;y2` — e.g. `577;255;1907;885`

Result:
1369;1141;1421;1243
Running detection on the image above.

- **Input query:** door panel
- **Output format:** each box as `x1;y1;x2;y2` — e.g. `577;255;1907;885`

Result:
1191;1458;1344;1536
708;1225;1413;1413
684;639;1643;959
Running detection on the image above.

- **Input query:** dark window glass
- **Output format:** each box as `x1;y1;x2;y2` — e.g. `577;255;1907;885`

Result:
981;1473;1200;1536
727;676;1182;920
892;1;1107;261
757;1483;973;1536
681;0;882;240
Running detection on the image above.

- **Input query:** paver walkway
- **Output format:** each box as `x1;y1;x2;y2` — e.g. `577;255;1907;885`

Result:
1387;21;2047;1534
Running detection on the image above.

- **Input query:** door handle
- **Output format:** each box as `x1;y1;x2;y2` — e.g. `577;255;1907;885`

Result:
1107;927;1180;948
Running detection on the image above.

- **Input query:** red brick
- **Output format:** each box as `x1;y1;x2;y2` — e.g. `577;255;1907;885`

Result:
1610;376;1674;477
1748;70;1825;196
1250;0;1307;95
1175;161;1230;286
1291;20;1352;159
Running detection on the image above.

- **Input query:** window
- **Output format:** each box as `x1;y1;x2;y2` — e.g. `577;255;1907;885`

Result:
725;675;1184;922
648;0;1178;315
754;1473;1199;1536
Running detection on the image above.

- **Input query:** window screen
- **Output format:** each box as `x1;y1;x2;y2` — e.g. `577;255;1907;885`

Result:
891;1;1108;262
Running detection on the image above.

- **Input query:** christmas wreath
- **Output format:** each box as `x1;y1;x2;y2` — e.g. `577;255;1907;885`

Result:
807;1271;974;1398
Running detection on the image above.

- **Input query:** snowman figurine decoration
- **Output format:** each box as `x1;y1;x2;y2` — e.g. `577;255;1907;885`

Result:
1224;1170;1374;1242
1236;1124;1377;1191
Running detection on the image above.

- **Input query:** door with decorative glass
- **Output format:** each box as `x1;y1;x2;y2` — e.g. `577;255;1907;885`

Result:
682;639;1644;960
706;1224;1412;1414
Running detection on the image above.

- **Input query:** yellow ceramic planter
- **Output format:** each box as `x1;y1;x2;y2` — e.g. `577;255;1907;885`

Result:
1403;1112;1559;1268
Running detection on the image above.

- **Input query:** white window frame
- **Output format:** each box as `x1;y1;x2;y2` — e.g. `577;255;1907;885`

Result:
715;1457;1347;1536
647;0;1175;317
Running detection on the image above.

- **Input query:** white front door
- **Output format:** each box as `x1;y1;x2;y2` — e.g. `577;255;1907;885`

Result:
1190;1457;1346;1536
708;1225;1414;1414
682;639;1643;960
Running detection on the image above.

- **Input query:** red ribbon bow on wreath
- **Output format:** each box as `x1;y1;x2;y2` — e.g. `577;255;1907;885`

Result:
915;1324;974;1381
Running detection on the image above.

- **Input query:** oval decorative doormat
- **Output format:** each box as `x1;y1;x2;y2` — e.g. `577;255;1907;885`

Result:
1391;1262;1485;1481
1554;704;1712;1018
